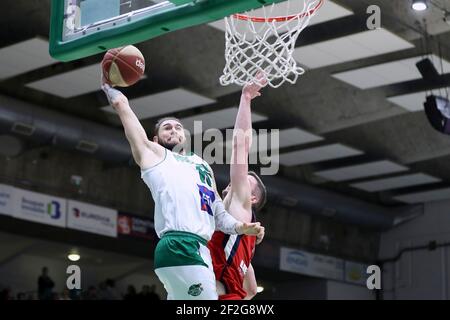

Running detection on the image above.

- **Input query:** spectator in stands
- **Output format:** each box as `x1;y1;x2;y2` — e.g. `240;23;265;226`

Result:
138;284;160;300
59;288;71;300
17;292;26;300
69;288;82;300
148;285;160;300
38;267;55;300
123;285;138;300
0;287;13;300
105;279;120;300
97;281;107;300
83;286;98;300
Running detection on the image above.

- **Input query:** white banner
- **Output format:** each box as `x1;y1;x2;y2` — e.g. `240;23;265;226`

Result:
14;189;66;228
67;200;117;238
280;247;344;281
344;261;369;285
0;184;15;217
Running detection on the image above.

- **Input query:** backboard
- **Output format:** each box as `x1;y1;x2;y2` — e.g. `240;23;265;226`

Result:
49;0;287;62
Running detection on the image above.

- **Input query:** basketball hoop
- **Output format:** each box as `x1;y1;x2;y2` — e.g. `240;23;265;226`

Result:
220;0;324;88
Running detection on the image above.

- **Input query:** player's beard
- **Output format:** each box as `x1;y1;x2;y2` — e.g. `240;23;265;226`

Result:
158;136;184;153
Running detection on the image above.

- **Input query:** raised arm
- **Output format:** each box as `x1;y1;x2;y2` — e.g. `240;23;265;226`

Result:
102;83;165;169
204;153;264;238
230;75;267;206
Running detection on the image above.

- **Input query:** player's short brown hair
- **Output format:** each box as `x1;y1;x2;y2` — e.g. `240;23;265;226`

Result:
153;117;183;138
248;171;267;212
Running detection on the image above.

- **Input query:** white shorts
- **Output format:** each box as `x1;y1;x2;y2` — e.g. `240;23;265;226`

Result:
154;231;218;300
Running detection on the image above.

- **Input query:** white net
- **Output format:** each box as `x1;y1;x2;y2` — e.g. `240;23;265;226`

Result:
219;0;323;88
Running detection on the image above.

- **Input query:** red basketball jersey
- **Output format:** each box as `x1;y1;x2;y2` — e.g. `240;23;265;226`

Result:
208;210;256;300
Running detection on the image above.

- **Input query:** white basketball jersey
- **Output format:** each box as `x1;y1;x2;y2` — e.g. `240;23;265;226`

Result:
141;149;219;241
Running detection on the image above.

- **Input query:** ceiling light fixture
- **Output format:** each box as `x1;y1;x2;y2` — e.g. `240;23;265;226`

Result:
412;0;428;11
68;253;80;262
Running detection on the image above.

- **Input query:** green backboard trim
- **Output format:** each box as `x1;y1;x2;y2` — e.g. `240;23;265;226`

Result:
170;0;198;5
49;0;287;62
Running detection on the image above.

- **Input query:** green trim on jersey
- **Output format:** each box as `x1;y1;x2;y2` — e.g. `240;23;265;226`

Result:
142;148;167;172
154;231;208;269
153;148;168;168
173;153;196;164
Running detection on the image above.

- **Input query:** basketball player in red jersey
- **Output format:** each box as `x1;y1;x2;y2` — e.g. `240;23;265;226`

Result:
208;74;268;300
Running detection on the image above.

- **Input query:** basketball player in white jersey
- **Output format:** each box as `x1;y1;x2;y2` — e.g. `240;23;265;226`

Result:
101;80;265;300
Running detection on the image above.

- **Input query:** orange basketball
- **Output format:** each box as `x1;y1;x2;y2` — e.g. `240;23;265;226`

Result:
102;45;145;87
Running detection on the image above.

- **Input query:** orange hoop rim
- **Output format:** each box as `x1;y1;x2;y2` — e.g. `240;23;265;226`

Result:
232;0;324;23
